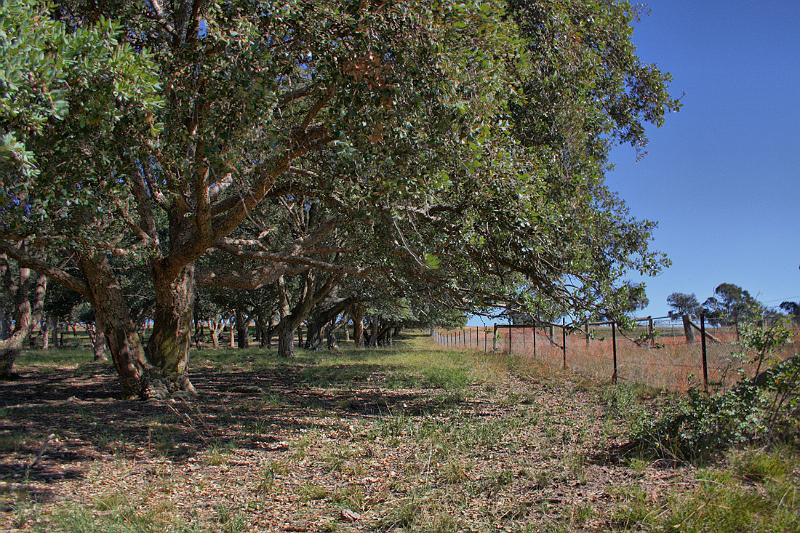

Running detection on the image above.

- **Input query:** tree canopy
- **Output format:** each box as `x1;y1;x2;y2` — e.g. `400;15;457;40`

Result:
0;0;679;397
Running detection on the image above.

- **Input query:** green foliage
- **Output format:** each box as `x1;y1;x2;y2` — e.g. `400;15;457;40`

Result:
631;356;800;463
666;292;701;319
632;383;769;462
703;283;764;326
735;319;792;377
613;449;800;532
0;0;160;185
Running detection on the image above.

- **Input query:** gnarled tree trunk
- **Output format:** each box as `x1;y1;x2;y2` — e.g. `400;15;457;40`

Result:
147;263;196;396
42;316;53;350
0;262;32;378
79;254;150;398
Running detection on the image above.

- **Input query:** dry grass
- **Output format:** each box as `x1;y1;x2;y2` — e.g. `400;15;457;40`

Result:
439;326;798;392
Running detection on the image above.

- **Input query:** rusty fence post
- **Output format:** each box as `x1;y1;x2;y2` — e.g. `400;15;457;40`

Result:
533;323;537;358
493;325;497;352
562;319;567;369
612;321;618;384
700;313;709;393
508;326;512;354
484;328;488;353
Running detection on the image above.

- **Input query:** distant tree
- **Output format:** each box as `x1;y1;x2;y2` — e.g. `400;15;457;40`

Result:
779;301;800;324
667;292;703;343
703;283;763;326
667;293;701;319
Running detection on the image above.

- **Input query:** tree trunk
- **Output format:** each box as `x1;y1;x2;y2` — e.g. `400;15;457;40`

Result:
235;308;249;348
367;319;379;347
42;316;52;350
256;312;269;348
0;308;9;340
0;266;30;377
79;254;149;398
209;319;221;348
352;305;365;347
147;263;196;396
682;314;695;344
277;319;295;358
93;314;108;362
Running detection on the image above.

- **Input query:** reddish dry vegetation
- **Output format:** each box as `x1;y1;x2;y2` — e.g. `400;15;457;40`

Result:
441;327;799;392
0;337;705;532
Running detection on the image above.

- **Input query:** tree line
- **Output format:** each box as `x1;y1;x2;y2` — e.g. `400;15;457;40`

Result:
1;0;679;398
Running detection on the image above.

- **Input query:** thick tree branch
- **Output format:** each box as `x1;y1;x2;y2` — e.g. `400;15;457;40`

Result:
0;241;88;296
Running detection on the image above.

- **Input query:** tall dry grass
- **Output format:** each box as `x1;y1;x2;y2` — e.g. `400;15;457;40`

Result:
436;326;799;392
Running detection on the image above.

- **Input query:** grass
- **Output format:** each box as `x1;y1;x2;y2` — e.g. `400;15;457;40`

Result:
611;447;800;531
4;333;798;531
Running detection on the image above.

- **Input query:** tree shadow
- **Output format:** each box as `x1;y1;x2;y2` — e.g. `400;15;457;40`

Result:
0;351;462;504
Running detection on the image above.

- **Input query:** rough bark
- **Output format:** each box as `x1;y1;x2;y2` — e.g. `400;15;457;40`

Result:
0;308;8;340
367;319;379;347
275;272;340;357
277;319;296;358
255;312;270;348
209;318;225;348
306;297;355;350
93;314;108;362
0;261;32;378
147;263;196;396
79;254;150;398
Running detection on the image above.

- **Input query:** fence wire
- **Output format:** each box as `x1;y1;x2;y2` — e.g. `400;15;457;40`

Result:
434;317;798;393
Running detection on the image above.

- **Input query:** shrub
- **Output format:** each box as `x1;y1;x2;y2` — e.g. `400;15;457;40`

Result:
631;355;799;462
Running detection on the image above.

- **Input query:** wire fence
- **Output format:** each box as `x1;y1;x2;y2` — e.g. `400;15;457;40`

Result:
434;316;799;393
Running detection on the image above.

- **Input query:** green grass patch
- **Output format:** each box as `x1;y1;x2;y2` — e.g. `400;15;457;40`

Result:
611;448;800;531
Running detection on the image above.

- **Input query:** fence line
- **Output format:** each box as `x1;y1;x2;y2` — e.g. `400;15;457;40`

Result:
434;315;798;393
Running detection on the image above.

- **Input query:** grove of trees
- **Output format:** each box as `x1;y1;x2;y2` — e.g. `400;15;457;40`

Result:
1;0;682;398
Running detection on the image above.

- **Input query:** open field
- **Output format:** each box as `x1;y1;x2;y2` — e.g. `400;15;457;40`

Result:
439;327;799;392
1;334;797;532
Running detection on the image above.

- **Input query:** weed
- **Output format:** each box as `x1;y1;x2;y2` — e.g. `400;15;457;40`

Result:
298;482;329;501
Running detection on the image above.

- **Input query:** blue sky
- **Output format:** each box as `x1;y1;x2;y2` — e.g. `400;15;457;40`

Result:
608;0;800;316
470;0;799;326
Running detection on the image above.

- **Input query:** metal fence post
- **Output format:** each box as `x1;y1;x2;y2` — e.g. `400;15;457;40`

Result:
493;325;497;352
484;328;488;353
508;326;512;354
612;321;618;384
562;319;567;369
700;313;709;393
532;323;537;358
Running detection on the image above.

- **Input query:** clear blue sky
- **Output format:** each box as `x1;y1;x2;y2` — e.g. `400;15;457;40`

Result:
608;0;800;317
470;0;800;326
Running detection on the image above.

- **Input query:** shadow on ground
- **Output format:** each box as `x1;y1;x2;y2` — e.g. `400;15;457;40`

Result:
0;343;459;503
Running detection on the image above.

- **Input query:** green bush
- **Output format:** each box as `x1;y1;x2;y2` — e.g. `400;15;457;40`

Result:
631;355;799;462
